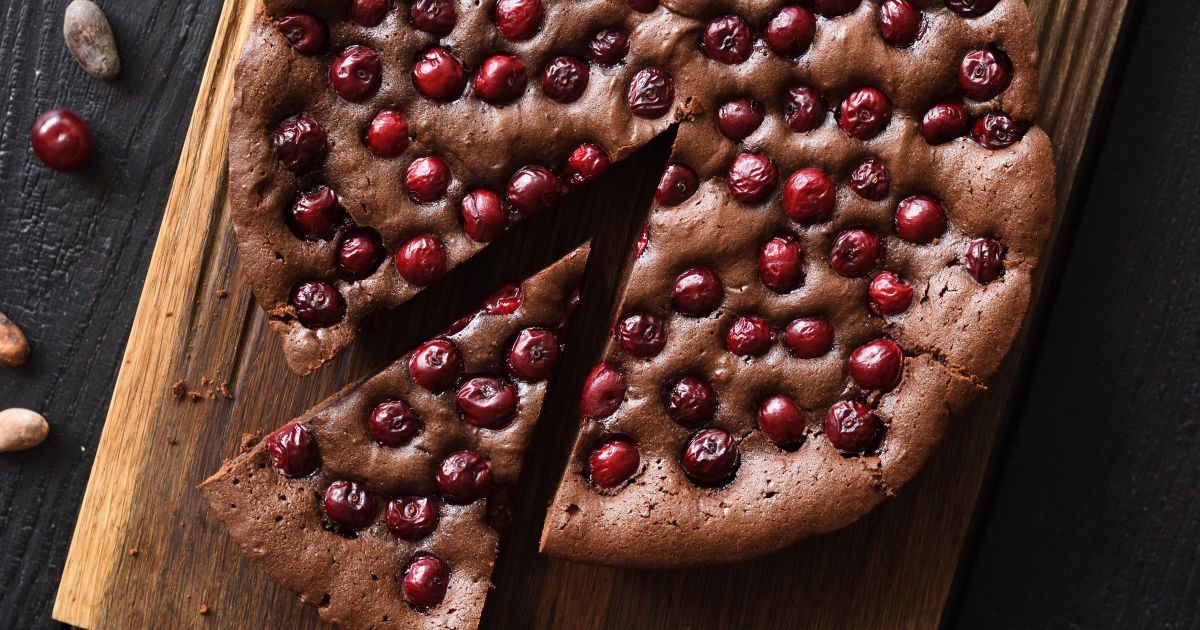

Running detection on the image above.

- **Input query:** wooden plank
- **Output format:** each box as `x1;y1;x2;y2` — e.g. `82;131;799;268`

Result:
53;0;1129;627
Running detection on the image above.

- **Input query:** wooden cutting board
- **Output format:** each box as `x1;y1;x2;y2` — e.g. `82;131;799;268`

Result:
53;0;1130;627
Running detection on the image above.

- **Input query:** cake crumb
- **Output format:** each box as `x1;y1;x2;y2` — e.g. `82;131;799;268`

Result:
220;382;234;400
187;391;204;402
166;436;177;446
239;431;263;454
127;547;138;557
199;604;210;615
201;376;211;386
216;289;228;299
171;380;187;399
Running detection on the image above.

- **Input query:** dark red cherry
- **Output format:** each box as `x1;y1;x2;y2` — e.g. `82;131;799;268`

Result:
408;338;461;392
287;186;343;240
921;102;970;144
880;0;921;47
32;108;93;172
682;428;739;485
759;395;806;451
457;377;518;429
508;327;561;380
849;158;891;201
895;195;947;243
964;237;1006;283
627;67;675;119
672;266;723;316
369;399;422;447
825;401;882;453
410;0;457;36
402;555;450;611
461;189;506;242
291;281;344;328
783;168;835;224
589;29;630;65
784;317;834;358
386;496;438;540
829;229;883;278
485;484;514;532
506;165;562;217
626;0;658;11
972;112;1025;149
702;15;753;65
395;234;448;286
484;283;524;315
330;45;382;102
765;6;816;57
406;156;452;203
436;450;493;503
365;110;411;158
564;143;610;187
785;86;826;133
726;316;772;357
413;48;467;101
945;0;1000;17
352;0;391;27
759;236;805;293
655;163;699;206
581;363;626;420
814;0;861;17
839;87;892;140
266;423;320;477
728;153;779;203
849;338;904;391
615;313;667;358
277;13;328;55
541;56;589;103
665;376;718;428
474;54;527;104
323;480;377;531
273;114;327;173
869;271;914;316
960;48;1013;101
337;228;386;280
634;223;650;259
717;98;764;141
494;0;543;40
589;436;640;489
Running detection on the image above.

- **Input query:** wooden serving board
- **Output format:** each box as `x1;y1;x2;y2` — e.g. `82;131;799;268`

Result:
53;1;1131;627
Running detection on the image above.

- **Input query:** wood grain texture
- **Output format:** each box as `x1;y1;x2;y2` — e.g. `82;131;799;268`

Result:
47;1;1128;628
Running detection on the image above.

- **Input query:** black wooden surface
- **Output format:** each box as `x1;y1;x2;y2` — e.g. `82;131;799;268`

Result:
0;1;1196;629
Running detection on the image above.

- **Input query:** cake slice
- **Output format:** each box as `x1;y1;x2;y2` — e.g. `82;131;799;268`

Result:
200;244;588;628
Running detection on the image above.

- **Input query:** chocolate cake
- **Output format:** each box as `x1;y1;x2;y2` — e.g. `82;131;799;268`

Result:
200;245;587;628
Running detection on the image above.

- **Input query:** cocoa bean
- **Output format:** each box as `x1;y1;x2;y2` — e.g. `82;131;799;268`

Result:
64;0;121;80
0;312;29;367
0;408;49;452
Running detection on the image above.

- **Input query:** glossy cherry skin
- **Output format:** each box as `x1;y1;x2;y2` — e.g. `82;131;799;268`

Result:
702;15;753;65
615;313;667;358
395;235;447;286
494;0;543;40
413;48;467;102
291;281;344;328
759;395;806;451
406;156;452;203
783;168;835;224
784;317;834;358
403;555;450;611
542;56;589;103
386;496;439;540
485;484;514;533
785;85;826;133
589;436;640;489
849;158;890;201
436;450;493;504
814;0;861;17
959;48;1013;101
634;223;650;259
895;196;948;243
765;6;816;57
508;327;561;380
717;98;764;141
759;237;805;293
330;45;382;102
672;267;723;316
266;423;320;477
655;163;699;206
726;316;772;357
365;110;410;158
829;229;883;278
277;13;327;55
972;113;1025;149
849;338;904;391
323;481;377;532
589;29;630;65
287;186;343;240
410;0;457;36
869;271;914;316
337;229;386;280
880;0;921;47
408;338;461;392
964;237;1006;283
682;428;739;485
474;54;528;104
825;401;882;453
839;87;892;140
920;102;970;145
484;283;524;315
369;399;423;447
564;143;609;187
627;68;675;119
273;114;327;173
460;189;506;242
665;376;718;428
945;0;999;17
457;377;518;429
581;363;626;420
506;165;562;217
352;0;391;27
728;153;779;203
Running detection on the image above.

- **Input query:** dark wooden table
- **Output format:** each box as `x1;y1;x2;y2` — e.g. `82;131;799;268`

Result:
1;1;1196;628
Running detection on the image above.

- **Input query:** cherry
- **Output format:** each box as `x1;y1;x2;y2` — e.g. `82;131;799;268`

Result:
665;376;718;428
726;316;772;357
615;313;667;358
921;102;970;144
395;235;448;286
869;271;914;316
457;377;518;429
589;29;630;65
960;48;1013;101
765;6;816;57
849;338;904;391
759;395;806;451
406;156;452;203
402;555;450;611
895;195;947;243
508;327;561;380
634;223;650;259
446;312;476;336
386;496;438;540
461;190;506;242
783;168;835;224
369;399;423;447
330;46;382;102
436;451;492;503
972;112;1025;149
277;13;327;55
413;48;466;102
825;401;882;453
408;338;461;392
702;15;753;65
474;54;528;105
589;436;640;489
672;266;723;316
728;153;778;203
849;158;891;201
365;110;411;158
784;85;826;133
564;143;610;187
410;0;457;36
655;163;699;206
337;228;386;280
814;0;862;17
945;0;1000;18
494;0;543;40
840;87;892;140
717;98;764;141
291;281;344;328
829;229;883;278
626;0;658;12
682;428;739;485
759;236;805;293
484;283;524;315
273;114;327;173
580;363;626;420
287;186;343;240
879;0;921;47
784;317;834;358
541;56;589;103
627;67;675;119
352;0;391;27
964;237;1006;283
485;484;514;532
506;165;563;217
266;423;320;478
323;481;377;531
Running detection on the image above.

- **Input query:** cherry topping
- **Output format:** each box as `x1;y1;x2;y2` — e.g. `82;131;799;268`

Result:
964;237;1006;283
627;68;675;119
369;399;422;447
634;223;650;259
541;56;589;103
895;196;948;243
581;363;626;420
365;110;411;158
829;229;883;278
765;6;816;57
615;313;667;358
784;317;834;358
960;48;1013;101
324;480;377;531
717;98;764;141
839;87;892;140
506;165;563;217
849;158;891;201
783;167;835;224
945;0;1000;18
726;316;772;357
337;228;386;280
814;0;862;17
410;0;457;36
395;235;448;286
849;338;904;391
589;29;630;66
921;102;970;144
266;423;320;478
277;13;328;55
880;0;921;47
484;283;524;315
32;109;93;172
759;396;806;451
330;45;382;102
564;143;610;187
273;114;327;174
869;271;914;316
759;236;805;293
728;153;779;203
413;48;467;102
655;163;699;206
485;484;514;532
291;281;345;328
494;0;543;40
352;0;391;27
682;428;739;485
627;0;658;11
508;327;561;380
825;401;882;453
461;189;506;242
408;338;461;392
702;15;753;65
287;186;343;240
386;496;438;540
436;451;493;503
665;376;718;428
474;54;528;105
672;266;723;316
972;112;1025;149
589;436;640;489
406;156;452;203
457;377;518;429
403;555;450;611
785;85;827;133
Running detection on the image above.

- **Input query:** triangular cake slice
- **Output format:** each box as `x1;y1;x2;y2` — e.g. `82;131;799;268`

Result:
200;244;588;628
